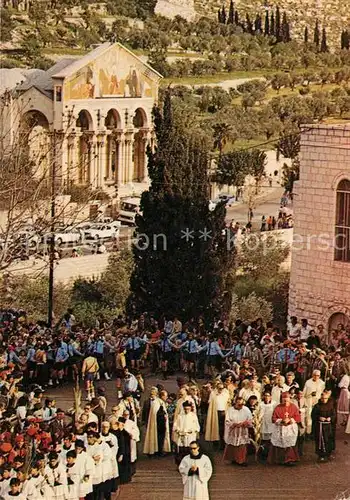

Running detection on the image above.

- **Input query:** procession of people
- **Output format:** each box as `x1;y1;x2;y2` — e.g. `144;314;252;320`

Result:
0;308;349;499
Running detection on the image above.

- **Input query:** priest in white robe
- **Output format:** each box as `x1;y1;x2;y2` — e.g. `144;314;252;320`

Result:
302;370;325;435
179;441;212;500
143;394;171;456
173;401;200;464
223;397;252;465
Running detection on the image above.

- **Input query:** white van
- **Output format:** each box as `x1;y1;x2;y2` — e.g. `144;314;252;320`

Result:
118;197;141;226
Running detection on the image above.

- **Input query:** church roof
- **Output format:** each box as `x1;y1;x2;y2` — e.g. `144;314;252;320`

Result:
51;42;163;80
3;43;161;100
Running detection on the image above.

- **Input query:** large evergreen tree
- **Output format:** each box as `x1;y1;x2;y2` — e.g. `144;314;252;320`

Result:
264;10;270;36
314;19;320;47
281;12;291;42
254;14;262;34
275;6;281;42
270;11;275;37
221;5;227;25
245;13;253;34
234;9;239;26
321;27;328;52
228;0;234;25
128;93;232;321
304;26;309;44
342;30;350;50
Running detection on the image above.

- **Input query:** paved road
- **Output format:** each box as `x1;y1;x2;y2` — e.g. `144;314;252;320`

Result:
47;375;350;500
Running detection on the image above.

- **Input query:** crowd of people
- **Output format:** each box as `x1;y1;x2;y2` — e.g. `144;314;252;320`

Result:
0;308;349;500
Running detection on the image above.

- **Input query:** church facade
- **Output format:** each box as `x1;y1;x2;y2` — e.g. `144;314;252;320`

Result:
288;124;350;334
1;42;162;197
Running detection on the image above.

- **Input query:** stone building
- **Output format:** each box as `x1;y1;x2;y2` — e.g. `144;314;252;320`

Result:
288;124;350;334
0;42;162;197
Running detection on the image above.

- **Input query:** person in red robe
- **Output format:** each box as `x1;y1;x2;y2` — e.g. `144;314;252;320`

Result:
268;392;301;466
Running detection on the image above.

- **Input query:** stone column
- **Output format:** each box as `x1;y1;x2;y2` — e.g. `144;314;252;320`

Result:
115;133;123;186
128;137;135;183
89;134;97;188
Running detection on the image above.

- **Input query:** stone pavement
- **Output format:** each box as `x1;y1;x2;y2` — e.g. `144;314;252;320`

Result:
47;374;350;500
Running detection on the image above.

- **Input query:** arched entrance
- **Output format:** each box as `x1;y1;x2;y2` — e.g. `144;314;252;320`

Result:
328;312;349;332
105;109;121;181
133;108;147;182
76;110;93;184
20;110;50;179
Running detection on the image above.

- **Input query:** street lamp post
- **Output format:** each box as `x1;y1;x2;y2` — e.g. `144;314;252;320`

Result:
48;130;57;328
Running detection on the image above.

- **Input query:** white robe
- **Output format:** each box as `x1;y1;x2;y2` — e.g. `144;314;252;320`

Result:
86;442;111;485
125;418;140;463
43;463;68;500
3;493;27;500
65;462;83;500
224;406;252;446
271;384;289;404
260;402;277;440
75;450;95;497
22;476;44;500
302;378;325;434
179;454;212;500
100;433;119;479
173;412;200;448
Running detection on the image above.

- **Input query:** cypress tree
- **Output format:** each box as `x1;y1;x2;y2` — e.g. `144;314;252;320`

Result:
346;30;350;50
128;93;232;321
275;5;281;41
341;30;345;49
228;0;234;25
341;30;350;50
314;19;320;47
246;13;253;34
321;27;328;52
254;14;262;33
221;5;227;24
218;8;222;23
270;11;275;36
264;10;270;35
304;26;309;43
234;9;239;26
281;12;291;42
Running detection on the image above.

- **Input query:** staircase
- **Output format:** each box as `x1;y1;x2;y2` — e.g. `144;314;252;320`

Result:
120;441;350;500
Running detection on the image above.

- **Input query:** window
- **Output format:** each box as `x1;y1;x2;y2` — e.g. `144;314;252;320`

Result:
55;86;62;102
335;179;350;262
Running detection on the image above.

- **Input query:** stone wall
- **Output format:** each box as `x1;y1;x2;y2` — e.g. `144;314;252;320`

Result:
288;124;350;330
155;0;196;21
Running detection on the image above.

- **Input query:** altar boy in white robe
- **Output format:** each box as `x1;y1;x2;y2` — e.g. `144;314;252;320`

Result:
123;408;140;476
43;451;68;500
179;441;212;500
65;450;82;500
74;439;95;499
173;401;200;465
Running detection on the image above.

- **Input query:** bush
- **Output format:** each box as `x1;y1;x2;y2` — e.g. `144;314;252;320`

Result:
230;292;273;324
0;58;23;68
1;276;71;323
299;87;310;95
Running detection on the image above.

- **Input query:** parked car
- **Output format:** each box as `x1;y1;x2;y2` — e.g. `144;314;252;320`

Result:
117;197;141;226
84;223;119;240
42;227;83;246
